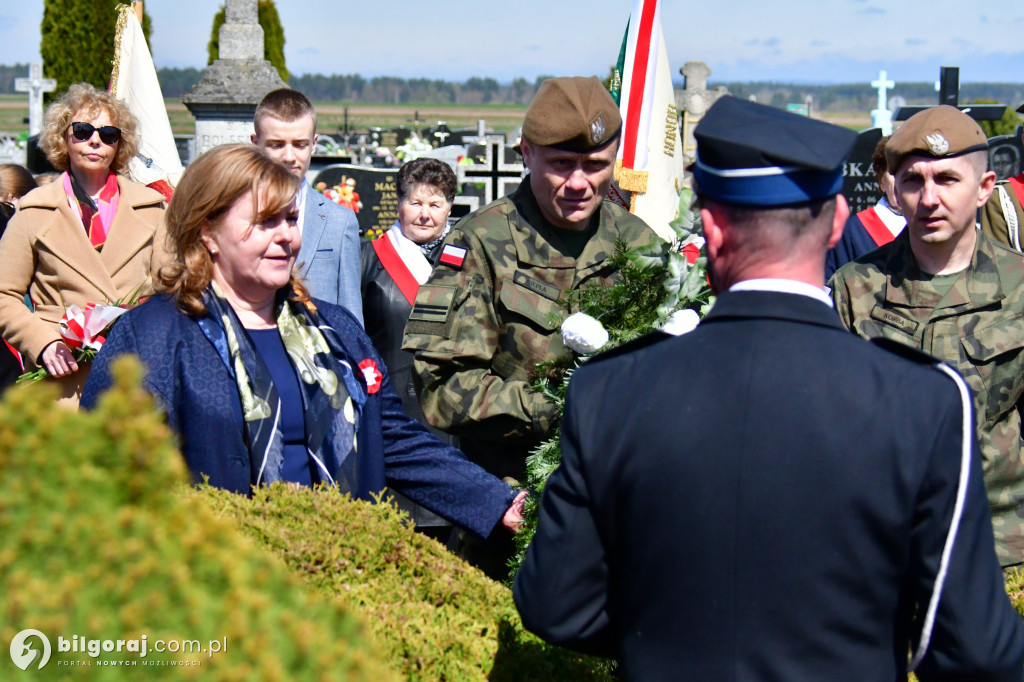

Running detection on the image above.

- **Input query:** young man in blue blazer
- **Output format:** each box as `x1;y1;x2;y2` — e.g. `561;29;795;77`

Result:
252;88;363;325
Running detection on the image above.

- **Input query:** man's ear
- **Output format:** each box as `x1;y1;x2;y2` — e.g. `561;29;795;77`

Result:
520;139;532;170
701;207;723;260
977;170;997;207
827;194;850;250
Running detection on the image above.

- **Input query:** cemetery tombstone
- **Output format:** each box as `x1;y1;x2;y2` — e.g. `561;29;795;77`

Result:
380;126;412;151
989;133;1024;182
14;63;56;137
678;61;728;168
312;164;399;236
457;136;524;205
182;0;286;156
425;123;453;147
841;128;884;216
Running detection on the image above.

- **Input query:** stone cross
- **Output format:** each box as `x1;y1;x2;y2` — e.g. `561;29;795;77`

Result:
458;137;524;205
893;66;1006;122
677;61;727;168
181;0;286;158
870;70;895;135
15;63;56;136
220;0;262;61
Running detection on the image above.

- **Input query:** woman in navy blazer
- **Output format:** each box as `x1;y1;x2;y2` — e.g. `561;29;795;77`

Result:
82;144;522;541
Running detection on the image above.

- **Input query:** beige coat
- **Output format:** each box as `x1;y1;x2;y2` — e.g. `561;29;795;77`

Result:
0;175;167;404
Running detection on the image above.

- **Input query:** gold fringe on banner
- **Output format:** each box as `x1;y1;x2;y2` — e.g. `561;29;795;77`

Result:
613;159;649;193
109;4;132;97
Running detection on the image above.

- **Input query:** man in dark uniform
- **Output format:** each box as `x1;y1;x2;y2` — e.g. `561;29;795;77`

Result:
514;97;1024;680
402;76;657;578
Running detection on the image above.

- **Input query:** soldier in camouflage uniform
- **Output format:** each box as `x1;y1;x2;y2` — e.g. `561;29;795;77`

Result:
402;76;657;578
830;105;1024;567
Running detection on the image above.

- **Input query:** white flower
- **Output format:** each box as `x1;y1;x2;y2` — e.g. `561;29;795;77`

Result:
662;309;701;336
561;313;609;354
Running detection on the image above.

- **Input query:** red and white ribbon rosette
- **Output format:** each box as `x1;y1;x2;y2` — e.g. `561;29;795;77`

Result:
358;359;382;395
58;303;129;351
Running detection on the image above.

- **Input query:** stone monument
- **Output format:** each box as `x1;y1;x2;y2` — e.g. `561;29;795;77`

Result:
181;0;286;157
677;61;728;169
870;70;895;136
15;63;56;136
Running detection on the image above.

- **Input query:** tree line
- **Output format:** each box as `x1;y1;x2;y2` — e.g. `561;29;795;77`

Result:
2;62;1021;116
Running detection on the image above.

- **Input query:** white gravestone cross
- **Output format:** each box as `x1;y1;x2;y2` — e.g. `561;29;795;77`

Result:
871;70;896;136
15;63;56;137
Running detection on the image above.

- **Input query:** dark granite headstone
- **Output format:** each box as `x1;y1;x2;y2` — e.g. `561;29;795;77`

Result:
379;126;412;151
989;132;1024;182
841;128;883;216
312;164;399;236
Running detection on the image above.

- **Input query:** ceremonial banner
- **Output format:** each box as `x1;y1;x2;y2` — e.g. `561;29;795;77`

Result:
613;0;684;241
110;3;183;197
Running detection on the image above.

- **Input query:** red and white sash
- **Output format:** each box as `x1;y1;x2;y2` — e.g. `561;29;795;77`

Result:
371;225;433;306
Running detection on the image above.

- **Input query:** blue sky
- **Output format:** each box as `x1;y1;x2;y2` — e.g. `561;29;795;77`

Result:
1;0;1023;85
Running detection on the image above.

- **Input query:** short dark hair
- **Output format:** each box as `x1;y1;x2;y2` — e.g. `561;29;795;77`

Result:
703;195;837;251
396;157;457;203
254;88;318;133
871;136;889;185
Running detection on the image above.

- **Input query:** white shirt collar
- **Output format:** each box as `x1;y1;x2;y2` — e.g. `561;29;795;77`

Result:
295;180;309;235
729;278;833;307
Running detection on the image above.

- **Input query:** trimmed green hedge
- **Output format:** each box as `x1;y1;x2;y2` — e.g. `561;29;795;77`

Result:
0;358;393;680
192;484;611;681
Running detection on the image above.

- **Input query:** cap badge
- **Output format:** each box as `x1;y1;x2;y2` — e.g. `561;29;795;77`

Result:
591;115;606;144
925;131;949;156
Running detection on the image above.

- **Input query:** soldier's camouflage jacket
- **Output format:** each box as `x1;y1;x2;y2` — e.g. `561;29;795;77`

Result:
401;180;657;479
830;229;1024;566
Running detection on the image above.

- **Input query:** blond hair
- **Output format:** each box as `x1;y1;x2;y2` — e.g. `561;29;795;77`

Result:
39;83;139;174
158;144;310;316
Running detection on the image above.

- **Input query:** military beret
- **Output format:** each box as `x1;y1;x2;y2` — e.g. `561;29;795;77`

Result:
522;76;622;152
691;96;856;206
885;105;988;172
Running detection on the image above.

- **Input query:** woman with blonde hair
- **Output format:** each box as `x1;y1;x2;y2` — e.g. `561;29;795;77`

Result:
82;143;524;539
0;82;166;405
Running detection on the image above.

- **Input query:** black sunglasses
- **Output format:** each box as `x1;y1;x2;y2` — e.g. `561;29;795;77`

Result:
70;122;122;145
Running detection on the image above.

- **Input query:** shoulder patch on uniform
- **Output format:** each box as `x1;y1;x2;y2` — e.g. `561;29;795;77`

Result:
408;285;457;323
439;242;468;269
870;336;939;365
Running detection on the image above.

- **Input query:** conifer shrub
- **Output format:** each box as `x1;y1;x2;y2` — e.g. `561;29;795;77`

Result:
1007;568;1024;617
41;1;153;99
0;357;393;680
194;483;611;681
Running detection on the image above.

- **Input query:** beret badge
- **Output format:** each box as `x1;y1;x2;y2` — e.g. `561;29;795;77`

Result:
590;115;606;144
925;131;950;156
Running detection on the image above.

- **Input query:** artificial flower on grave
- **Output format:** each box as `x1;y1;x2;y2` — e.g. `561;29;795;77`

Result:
395;133;434;162
318;177;362;213
17;281;149;385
